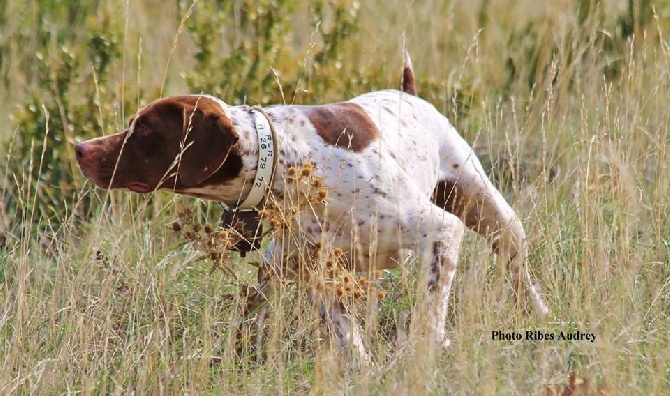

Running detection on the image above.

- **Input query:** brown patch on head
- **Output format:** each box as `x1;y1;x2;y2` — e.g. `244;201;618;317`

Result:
75;95;242;193
300;103;379;152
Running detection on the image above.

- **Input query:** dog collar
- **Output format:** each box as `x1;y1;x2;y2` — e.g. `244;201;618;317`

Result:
237;107;276;209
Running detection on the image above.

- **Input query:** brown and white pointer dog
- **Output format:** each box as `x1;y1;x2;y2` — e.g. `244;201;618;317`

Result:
76;53;548;362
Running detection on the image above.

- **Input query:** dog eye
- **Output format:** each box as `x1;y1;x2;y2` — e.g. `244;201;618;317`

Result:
132;122;151;137
131;123;163;148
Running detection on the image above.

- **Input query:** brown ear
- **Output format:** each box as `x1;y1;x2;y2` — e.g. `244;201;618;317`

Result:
178;105;238;187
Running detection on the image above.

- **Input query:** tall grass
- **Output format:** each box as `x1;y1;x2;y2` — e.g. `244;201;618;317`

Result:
1;0;669;393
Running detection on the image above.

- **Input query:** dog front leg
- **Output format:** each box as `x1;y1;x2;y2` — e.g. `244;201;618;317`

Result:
415;216;465;351
424;240;461;350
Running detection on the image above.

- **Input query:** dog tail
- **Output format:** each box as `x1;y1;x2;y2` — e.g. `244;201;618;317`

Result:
402;50;417;95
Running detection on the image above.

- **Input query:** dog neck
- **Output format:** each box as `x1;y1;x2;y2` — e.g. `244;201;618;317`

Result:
211;103;312;207
236;107;277;209
214;104;285;208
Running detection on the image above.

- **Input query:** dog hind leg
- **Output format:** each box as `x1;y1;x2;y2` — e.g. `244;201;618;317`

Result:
434;173;549;318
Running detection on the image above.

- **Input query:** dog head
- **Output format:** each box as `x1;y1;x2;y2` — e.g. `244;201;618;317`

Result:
75;95;242;194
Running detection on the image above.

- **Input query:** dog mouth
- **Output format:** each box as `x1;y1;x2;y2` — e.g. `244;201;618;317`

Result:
126;182;153;193
78;162;154;193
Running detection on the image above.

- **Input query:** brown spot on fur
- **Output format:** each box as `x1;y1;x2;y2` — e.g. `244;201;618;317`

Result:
402;51;417;95
433;179;489;246
433;180;469;221
402;65;417;95
372;187;388;198
299;103;379;152
427;241;444;291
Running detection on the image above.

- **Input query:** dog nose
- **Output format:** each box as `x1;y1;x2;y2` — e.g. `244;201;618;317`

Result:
75;143;90;160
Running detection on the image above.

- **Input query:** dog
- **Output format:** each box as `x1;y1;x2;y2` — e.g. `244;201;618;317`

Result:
75;53;548;362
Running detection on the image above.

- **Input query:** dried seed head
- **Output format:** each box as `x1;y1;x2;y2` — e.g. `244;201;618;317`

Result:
336;286;345;297
204;224;214;234
217;230;229;240
185;231;196;241
210;251;221;261
377;290;386;299
342;274;352;284
312;178;324;188
315;188;328;201
193;223;203;232
171;221;182;232
358;276;367;286
333;247;344;257
287;166;298;179
301;167;312;178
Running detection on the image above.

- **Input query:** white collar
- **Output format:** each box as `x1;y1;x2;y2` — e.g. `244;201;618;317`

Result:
237;107;276;209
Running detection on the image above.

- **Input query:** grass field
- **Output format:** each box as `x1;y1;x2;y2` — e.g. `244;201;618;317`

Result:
1;0;670;393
